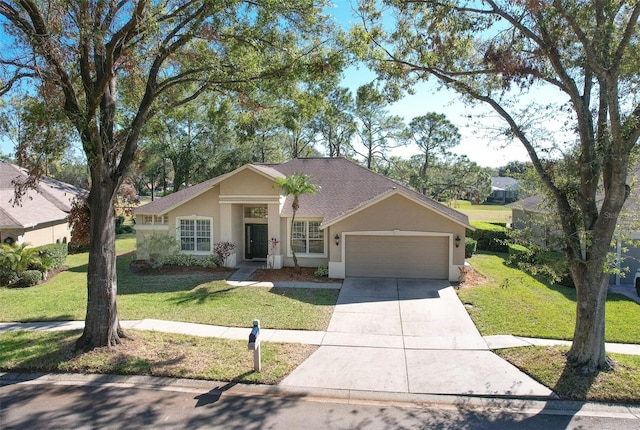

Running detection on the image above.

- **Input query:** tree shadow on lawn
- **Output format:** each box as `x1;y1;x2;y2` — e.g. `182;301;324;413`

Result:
168;285;339;307
552;360;599;401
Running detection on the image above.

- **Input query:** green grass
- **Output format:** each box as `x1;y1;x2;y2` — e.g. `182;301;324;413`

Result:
497;346;640;403
448;200;512;223
0;234;339;331
0;329;315;384
459;252;640;343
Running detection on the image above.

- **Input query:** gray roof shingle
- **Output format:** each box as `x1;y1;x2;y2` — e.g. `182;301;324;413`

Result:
0;162;87;228
135;157;471;228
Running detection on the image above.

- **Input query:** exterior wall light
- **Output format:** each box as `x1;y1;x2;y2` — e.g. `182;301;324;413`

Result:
455;235;461;248
334;233;340;246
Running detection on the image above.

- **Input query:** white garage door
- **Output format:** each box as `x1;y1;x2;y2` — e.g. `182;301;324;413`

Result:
345;235;449;279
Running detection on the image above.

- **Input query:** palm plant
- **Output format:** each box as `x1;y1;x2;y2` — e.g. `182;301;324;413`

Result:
273;173;319;268
0;243;42;276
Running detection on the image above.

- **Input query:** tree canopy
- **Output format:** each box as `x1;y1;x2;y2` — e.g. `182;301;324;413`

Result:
0;0;340;349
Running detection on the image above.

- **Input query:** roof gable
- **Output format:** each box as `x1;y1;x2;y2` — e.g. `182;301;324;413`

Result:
134;164;282;215
0;162;86;228
270;158;470;228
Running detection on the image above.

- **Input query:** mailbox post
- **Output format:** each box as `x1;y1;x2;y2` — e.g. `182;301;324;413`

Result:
247;319;261;372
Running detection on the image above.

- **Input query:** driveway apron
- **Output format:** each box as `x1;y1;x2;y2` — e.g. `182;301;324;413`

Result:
280;278;553;397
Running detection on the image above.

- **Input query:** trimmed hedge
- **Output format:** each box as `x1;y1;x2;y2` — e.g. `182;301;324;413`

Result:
465;238;477;258
467;222;509;252
506;243;574;288
37;243;68;270
17;270;43;287
507;243;533;265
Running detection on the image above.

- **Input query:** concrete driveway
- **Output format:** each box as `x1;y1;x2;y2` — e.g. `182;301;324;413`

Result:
280;278;554;397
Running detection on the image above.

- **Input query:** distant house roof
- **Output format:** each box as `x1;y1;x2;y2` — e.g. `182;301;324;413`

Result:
136;157;471;229
507;195;548;214
0;163;87;229
491;176;519;191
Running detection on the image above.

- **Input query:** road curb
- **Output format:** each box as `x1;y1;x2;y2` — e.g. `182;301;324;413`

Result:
2;372;639;420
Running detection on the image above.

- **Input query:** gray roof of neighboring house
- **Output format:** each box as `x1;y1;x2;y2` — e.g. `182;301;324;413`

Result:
491;176;519;191
136;157;471;228
507;195;548;214
0;162;87;229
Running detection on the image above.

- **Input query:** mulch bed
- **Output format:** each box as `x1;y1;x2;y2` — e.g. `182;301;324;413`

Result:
251;267;342;283
129;260;233;276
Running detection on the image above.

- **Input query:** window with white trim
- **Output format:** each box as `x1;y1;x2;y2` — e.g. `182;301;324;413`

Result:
292;220;324;254
178;218;212;252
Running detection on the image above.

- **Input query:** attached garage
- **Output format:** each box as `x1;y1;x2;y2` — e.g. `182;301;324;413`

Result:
345;234;449;279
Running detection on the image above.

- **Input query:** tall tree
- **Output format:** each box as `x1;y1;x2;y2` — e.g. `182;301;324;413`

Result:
0;0;335;350
354;82;407;170
273;173;319;269
355;0;640;372
409;113;461;195
313;87;357;157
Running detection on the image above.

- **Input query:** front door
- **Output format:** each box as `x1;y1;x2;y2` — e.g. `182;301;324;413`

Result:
245;224;268;260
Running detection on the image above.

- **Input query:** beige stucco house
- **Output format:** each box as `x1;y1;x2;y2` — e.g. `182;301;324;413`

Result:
134;157;472;281
0;162;86;247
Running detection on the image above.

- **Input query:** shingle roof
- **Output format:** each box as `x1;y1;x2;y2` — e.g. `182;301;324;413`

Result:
507;195;548;214
135;157;471;228
491;176;519;191
270;158;470;227
0;162;87;228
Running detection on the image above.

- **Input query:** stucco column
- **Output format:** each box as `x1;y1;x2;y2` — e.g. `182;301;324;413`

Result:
219;203;236;267
267;202;283;269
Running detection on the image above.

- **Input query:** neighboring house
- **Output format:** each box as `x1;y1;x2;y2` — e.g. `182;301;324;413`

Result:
487;177;519;204
0;162;87;247
509;190;640;286
134;157;472;281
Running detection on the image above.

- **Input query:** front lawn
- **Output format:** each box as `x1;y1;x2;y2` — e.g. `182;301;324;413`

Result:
0;235;339;331
459;252;640;344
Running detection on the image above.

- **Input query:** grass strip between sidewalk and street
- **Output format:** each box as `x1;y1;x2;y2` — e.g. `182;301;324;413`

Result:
496;346;640;404
0;330;316;385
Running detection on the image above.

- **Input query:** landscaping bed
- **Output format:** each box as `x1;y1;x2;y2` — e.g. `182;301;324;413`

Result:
251;267;342;283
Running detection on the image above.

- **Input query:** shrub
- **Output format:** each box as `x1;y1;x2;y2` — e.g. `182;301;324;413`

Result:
17;270;43;287
507;243;533;265
464;238;477;258
507;245;575;288
68;242;90;254
213;241;236;267
138;233;179;268
0;244;42;276
36;243;68;270
163;254;218;268
0;267;19;287
314;264;329;277
467;222;509;252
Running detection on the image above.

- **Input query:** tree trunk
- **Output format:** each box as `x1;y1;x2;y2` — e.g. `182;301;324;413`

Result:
75;167;124;351
290;209;299;269
567;261;610;373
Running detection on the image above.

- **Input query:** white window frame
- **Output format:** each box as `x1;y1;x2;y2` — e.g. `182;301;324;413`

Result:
176;216;213;255
287;218;326;257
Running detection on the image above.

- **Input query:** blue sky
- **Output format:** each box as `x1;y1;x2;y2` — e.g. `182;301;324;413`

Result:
332;1;532;168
